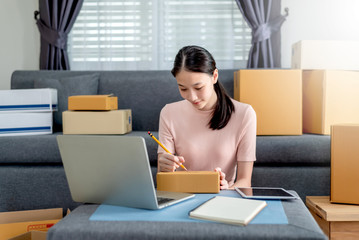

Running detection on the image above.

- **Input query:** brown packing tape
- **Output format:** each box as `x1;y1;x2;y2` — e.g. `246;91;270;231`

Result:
157;171;220;193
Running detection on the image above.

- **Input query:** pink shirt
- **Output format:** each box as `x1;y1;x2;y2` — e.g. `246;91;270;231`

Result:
158;99;257;186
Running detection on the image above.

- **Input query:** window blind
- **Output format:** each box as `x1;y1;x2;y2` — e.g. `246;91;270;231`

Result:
68;0;251;70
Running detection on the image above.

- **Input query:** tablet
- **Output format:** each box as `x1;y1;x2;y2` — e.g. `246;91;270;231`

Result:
234;187;299;200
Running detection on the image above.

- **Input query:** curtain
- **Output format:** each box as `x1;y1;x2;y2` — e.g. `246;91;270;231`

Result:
34;0;84;70
235;0;288;68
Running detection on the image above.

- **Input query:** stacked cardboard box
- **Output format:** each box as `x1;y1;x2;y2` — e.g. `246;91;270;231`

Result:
0;89;57;136
63;95;132;134
292;40;359;135
234;69;302;135
292;41;359;208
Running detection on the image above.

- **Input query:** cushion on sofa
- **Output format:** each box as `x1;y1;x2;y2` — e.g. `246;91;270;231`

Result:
34;73;100;130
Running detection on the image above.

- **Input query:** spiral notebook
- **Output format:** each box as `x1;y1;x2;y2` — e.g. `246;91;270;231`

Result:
189;196;267;226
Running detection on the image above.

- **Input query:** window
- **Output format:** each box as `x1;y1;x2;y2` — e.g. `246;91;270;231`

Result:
68;0;252;70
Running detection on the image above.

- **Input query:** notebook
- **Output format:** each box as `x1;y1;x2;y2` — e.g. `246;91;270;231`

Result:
57;135;194;210
189;196;267;226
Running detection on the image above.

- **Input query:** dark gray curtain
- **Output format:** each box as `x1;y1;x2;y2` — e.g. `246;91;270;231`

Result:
235;0;288;68
34;0;84;70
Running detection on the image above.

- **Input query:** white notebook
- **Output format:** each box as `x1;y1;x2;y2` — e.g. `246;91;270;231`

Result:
189;196;267;226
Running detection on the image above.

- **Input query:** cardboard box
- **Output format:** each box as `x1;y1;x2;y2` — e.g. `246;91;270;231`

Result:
292;40;359;70
331;124;359;205
68;95;118;110
0;112;52;137
303;70;359;135
234;69;302;135
307;196;359;239
63;109;132;134
157;171;220;193
9;231;47;240
0;208;64;240
0;89;57;112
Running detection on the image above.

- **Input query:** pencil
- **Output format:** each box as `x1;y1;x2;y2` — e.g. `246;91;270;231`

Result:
148;131;187;171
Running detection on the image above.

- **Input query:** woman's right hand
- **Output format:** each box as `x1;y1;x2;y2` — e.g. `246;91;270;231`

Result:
158;153;185;172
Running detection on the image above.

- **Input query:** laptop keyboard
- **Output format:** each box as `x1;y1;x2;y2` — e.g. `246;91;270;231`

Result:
157;197;174;205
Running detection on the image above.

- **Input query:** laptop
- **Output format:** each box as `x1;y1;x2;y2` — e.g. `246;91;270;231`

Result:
57;135;194;210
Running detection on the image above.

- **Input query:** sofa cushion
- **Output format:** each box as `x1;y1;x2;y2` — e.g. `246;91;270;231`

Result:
0;132;330;167
256;134;330;165
34;73;99;129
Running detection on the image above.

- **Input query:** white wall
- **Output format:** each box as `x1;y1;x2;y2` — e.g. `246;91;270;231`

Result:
0;0;39;90
281;0;359;68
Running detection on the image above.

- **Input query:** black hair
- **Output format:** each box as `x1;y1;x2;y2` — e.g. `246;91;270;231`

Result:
171;45;234;130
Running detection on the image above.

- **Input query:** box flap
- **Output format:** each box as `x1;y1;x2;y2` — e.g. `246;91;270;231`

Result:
0;208;63;224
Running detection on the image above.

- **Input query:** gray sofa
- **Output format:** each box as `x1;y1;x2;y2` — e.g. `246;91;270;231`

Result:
0;70;331;213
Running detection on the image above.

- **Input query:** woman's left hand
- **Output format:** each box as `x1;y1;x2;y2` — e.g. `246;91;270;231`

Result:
214;167;229;190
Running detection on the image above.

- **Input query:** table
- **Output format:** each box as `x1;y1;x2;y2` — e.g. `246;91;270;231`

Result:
306;196;359;240
47;191;327;240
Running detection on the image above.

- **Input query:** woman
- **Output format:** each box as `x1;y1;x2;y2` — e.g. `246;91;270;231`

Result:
157;45;256;189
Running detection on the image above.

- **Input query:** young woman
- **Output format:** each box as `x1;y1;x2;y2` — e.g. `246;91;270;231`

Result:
157;46;257;189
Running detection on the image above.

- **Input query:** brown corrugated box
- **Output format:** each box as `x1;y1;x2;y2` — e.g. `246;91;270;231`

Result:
0;208;65;240
234;69;302;135
63;109;132;134
303;70;359;135
331;124;359;205
157;171;220;193
9;231;47;240
68;95;118;110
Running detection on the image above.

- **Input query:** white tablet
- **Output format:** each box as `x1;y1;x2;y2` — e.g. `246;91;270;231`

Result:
234;187;299;200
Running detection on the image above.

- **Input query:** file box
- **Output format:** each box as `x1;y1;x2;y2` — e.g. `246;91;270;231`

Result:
0;89;57;112
0;112;52;136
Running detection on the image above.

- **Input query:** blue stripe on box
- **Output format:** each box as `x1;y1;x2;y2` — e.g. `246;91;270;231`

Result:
0;126;51;134
90;190;288;224
0;104;57;111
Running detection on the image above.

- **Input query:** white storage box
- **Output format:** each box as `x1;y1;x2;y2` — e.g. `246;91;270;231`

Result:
291;40;359;70
0;112;53;136
0;89;57;112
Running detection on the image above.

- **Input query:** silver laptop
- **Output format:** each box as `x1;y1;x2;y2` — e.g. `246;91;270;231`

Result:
57;135;194;210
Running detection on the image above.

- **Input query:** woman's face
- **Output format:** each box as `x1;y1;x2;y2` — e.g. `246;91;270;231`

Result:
176;69;218;111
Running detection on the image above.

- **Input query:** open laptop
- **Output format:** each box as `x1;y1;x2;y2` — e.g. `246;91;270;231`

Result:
57;135;194;210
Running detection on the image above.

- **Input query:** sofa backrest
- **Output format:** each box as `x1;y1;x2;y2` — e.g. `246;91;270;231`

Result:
11;69;236;131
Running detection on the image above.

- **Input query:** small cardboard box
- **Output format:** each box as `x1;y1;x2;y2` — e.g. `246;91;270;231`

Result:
331;124;359;205
303;70;359;135
306;196;359;239
0;208;64;240
0;112;53;137
68;95;118;111
63;109;132;134
234;69;302;135
291;40;359;70
157;171;220;193
0;89;57;112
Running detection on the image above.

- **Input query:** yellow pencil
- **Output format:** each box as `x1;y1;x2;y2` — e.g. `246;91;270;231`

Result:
148;131;187;171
